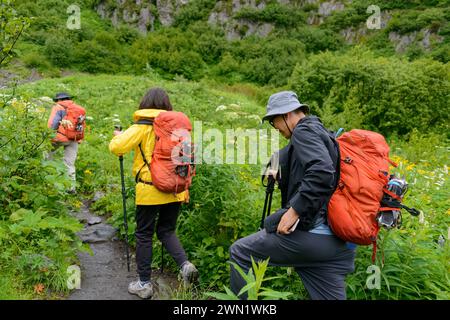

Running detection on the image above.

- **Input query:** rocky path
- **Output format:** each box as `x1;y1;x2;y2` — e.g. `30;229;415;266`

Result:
68;201;180;300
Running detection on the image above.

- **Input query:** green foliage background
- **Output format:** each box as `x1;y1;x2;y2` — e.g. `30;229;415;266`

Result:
1;0;449;300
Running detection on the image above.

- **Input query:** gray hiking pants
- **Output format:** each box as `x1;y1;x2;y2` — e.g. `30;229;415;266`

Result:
229;229;356;300
47;141;79;188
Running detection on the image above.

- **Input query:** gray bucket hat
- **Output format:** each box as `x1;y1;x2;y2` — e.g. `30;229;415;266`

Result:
262;91;309;121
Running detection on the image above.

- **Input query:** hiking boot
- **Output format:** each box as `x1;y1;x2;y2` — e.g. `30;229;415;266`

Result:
180;261;198;286
128;280;153;299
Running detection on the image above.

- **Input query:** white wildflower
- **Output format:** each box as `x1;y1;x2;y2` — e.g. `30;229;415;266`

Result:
215;105;227;112
246;115;262;122
419;211;425;224
226;112;240;119
39;96;54;103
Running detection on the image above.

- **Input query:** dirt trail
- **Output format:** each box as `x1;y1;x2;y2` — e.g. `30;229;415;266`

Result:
68;202;180;300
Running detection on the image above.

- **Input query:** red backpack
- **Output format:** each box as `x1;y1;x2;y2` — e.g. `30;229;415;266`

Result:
57;100;86;141
327;130;397;260
135;111;195;198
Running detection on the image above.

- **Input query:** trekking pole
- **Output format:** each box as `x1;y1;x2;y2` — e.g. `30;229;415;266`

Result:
160;244;164;273
119;155;131;272
259;175;275;230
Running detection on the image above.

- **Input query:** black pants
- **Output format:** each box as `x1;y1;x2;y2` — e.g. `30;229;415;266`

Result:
229;230;356;300
135;202;188;282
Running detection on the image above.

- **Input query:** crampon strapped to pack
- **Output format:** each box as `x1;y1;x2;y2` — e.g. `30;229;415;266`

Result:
56;100;86;142
135;111;195;200
327;129;420;263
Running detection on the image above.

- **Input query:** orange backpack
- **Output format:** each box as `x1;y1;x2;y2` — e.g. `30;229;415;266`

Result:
57;100;86;141
136;111;195;197
327;130;398;260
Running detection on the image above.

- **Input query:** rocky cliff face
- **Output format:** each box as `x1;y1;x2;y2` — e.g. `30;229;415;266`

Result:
96;0;190;33
95;0;445;52
208;0;274;40
95;0;348;39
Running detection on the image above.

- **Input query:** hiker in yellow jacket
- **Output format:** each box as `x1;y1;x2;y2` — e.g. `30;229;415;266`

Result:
109;87;198;299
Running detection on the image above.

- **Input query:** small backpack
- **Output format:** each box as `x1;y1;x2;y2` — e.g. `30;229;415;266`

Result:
135;111;195;197
57;100;86;141
327;129;419;262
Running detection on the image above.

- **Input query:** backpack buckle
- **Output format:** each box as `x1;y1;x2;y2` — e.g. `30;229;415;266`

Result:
344;156;353;164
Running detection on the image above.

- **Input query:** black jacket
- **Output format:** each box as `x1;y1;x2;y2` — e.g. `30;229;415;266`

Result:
279;116;339;231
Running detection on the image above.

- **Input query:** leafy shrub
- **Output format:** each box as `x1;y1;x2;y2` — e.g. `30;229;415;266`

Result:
223;36;305;86
206;258;293;300
0;96;84;295
289;48;450;136
234;3;307;28
115;25;140;45
323;0;372;32
43;34;75;67
190;22;227;64
280;27;344;53
173;0;217;29
22;51;51;70
348;213;449;299
131;28;206;80
177;164;264;288
387;9;447;35
428;43;450;63
73;40;121;73
213;52;242;81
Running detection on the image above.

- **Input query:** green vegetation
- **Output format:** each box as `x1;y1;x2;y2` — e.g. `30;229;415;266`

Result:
1;0;449;300
0;95;87;298
290;48;450;136
10;0;449;85
234;3;307;28
4;73;448;300
206;258;293;300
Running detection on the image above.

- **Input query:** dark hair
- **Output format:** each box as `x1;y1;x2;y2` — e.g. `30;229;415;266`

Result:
139;87;173;111
294;106;310;115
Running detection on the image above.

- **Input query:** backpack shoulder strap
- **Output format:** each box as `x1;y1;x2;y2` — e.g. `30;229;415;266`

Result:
134;118;154;183
135;143;150;184
299;121;342;195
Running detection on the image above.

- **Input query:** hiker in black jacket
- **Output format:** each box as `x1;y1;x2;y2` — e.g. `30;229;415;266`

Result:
229;91;356;300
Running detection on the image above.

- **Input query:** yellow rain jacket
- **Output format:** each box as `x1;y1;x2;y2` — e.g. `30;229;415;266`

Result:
109;109;187;205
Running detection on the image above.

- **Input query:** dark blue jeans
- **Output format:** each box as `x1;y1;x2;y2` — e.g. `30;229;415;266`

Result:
229;230;356;300
135;202;188;282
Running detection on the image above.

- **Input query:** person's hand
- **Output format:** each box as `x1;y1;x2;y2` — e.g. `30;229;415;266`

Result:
60;119;74;129
277;207;299;235
113;130;123;136
267;168;278;180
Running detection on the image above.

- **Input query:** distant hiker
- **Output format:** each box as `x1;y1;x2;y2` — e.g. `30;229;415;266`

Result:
109;87;198;300
46;92;86;194
229;91;356;300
